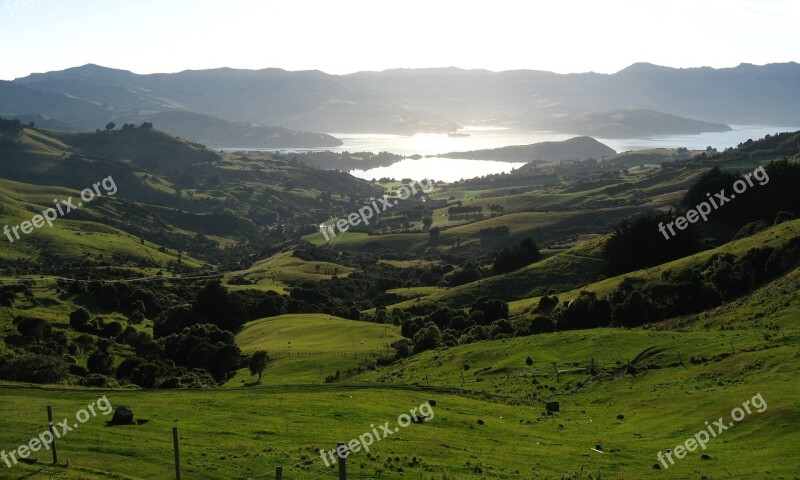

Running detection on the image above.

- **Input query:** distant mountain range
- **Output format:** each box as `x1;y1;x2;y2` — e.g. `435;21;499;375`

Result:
2;62;799;144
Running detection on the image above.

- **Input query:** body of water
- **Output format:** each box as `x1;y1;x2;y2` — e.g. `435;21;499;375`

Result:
224;125;799;182
345;125;799;182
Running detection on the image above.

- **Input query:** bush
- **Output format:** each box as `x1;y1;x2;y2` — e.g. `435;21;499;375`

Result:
79;374;119;388
0;290;16;307
529;315;556;334
156;370;216;389
0;353;68;383
87;350;115;375
101;321;124;338
774;210;795;225
492;238;541;275
469;297;509;325
536;296;559;312
128;310;146;324
69;307;91;331
734;220;768;240
15;316;52;339
413;323;442;353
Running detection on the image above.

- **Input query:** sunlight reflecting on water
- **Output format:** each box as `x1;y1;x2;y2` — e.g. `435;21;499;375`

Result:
349;157;526;183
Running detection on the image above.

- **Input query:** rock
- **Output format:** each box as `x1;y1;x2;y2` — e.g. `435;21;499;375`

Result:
653;463;661;469
595;444;602;451
111;406;134;425
477;419;484;425
427;399;437;407
701;454;712;460
617;414;625;420
545;401;560;412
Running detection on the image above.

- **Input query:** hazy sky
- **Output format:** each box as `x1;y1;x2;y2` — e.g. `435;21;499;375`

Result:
1;0;798;80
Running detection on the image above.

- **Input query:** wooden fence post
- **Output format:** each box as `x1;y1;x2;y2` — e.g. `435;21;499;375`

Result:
460;370;465;385
552;362;559;383
172;427;181;480
46;406;58;464
337;442;347;480
275;465;283;480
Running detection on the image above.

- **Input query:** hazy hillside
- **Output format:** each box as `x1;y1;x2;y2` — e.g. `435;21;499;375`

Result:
108;111;343;148
13;62;800;137
438;136;617;162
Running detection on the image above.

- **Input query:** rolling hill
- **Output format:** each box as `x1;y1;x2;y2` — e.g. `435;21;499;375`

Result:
438;136;617;162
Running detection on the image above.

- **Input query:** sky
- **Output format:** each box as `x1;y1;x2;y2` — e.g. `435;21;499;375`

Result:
1;0;798;80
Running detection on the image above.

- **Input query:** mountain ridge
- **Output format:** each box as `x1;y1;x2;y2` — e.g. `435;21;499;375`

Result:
10;62;798;138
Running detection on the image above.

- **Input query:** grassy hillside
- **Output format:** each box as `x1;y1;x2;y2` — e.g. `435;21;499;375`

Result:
232;314;404;385
509;218;800;316
225;250;356;294
0;124;797;480
47;128;220;173
1;276;797;478
0;179;196;266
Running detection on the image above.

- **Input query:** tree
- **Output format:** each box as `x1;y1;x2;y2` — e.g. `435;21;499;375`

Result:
529;315;556;334
69;307;91;331
129;310;145;324
16;316;52;339
87;349;115;375
191;281;248;333
412;323;442;353
248;350;269;382
105;122;116;131
428;227;440;245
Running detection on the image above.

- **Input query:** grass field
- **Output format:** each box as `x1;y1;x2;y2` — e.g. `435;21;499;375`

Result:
232;314;404;385
1;316;797;479
2;263;798;479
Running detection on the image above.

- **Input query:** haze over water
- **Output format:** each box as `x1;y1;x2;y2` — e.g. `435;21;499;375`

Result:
343;125;800;182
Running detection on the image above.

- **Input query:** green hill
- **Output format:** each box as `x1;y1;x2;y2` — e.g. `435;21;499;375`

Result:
233;314;403;384
0;178;196;266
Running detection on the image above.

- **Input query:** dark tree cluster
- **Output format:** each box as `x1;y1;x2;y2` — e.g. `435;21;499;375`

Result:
603;210;699;275
550;236;800;329
682;160;800;233
492;237;541;275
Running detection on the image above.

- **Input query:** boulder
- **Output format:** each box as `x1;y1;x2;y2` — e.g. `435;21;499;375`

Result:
545;401;560;412
111;406;134;425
